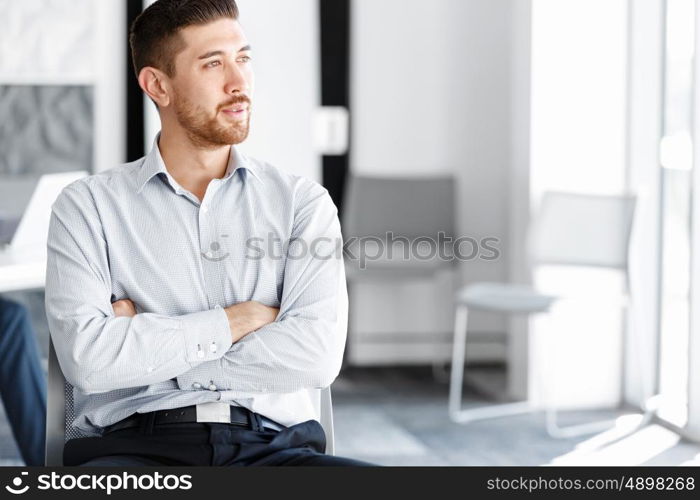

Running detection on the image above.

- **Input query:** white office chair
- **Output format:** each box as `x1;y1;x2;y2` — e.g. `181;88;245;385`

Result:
449;191;636;438
45;338;336;465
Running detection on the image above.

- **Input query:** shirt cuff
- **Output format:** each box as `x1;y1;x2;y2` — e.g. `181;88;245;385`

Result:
178;306;232;366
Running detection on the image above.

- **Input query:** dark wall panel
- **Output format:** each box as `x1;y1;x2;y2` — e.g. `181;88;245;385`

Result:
320;0;351;215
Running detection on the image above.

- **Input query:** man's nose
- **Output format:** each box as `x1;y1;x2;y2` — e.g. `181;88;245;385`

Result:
224;64;250;95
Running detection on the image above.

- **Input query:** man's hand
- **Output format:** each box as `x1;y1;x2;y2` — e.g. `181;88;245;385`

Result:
112;299;137;318
225;301;279;343
111;298;277;343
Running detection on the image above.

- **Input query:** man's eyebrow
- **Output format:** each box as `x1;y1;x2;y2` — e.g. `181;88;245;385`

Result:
197;45;252;59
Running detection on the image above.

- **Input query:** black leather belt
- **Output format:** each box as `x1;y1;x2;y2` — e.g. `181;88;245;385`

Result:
104;404;284;434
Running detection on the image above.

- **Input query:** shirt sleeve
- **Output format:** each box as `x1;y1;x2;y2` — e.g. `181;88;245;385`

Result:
45;182;232;395
176;182;348;394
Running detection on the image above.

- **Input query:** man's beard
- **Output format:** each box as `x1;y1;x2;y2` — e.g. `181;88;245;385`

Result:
173;93;251;148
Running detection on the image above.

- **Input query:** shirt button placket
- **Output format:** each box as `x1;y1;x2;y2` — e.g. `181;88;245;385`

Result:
199;198;219;311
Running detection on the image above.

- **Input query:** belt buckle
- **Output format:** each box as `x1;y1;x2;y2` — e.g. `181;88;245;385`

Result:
195;402;231;423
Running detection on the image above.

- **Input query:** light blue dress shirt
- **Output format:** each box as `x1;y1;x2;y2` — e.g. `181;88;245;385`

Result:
45;133;347;436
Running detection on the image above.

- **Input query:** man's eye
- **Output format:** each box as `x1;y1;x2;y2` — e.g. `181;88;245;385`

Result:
205;61;221;68
238;56;252;63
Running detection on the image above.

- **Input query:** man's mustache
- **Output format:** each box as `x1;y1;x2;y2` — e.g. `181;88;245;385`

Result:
220;95;251;110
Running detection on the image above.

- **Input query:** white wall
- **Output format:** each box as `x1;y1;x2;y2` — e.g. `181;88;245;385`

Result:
144;0;321;182
351;0;513;348
0;0;94;82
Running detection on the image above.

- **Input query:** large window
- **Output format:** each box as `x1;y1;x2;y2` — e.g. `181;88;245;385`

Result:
657;0;695;428
529;0;629;408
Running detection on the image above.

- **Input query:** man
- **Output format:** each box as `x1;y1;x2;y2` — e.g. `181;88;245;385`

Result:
45;0;367;466
0;297;46;466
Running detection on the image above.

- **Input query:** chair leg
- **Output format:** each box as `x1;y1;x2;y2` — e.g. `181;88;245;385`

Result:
540;313;616;438
449;305;532;423
448;305;469;418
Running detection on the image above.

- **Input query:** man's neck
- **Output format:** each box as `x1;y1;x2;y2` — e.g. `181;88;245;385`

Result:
158;129;231;202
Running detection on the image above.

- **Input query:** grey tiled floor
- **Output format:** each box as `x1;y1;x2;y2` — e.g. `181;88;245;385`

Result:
331;366;700;466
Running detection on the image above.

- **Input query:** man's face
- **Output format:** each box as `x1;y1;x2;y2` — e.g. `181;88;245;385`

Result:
167;18;254;147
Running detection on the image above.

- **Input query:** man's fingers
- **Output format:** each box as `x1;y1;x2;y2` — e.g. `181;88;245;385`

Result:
112;299;134;309
112;299;137;317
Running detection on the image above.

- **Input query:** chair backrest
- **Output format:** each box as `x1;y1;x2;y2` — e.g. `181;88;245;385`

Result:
528;191;636;270
45;337;67;466
342;175;455;239
45;339;336;465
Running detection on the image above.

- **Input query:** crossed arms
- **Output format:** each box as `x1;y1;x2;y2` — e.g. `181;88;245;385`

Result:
45;180;347;396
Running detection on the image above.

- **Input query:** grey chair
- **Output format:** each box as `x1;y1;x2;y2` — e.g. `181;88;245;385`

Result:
342;175;456;278
45;339;336;465
449;191;637;438
341;175;457;366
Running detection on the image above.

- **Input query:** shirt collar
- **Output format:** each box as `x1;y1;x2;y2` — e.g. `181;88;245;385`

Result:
136;132;261;194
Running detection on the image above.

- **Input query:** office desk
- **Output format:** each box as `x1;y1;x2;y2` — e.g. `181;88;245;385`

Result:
0;247;46;293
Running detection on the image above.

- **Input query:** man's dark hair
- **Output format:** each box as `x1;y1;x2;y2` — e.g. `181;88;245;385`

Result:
129;0;239;79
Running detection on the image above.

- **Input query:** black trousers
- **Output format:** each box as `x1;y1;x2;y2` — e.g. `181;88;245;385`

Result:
64;418;372;466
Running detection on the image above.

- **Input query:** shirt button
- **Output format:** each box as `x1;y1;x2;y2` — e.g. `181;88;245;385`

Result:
202;205;209;214
210;342;218;353
197;350;205;359
208;384;218;391
193;383;202;389
147;366;154;373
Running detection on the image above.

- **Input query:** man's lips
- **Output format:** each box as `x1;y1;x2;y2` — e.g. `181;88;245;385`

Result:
221;106;248;120
222;105;249;113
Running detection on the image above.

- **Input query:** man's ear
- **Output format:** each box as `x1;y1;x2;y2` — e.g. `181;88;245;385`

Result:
138;67;171;108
